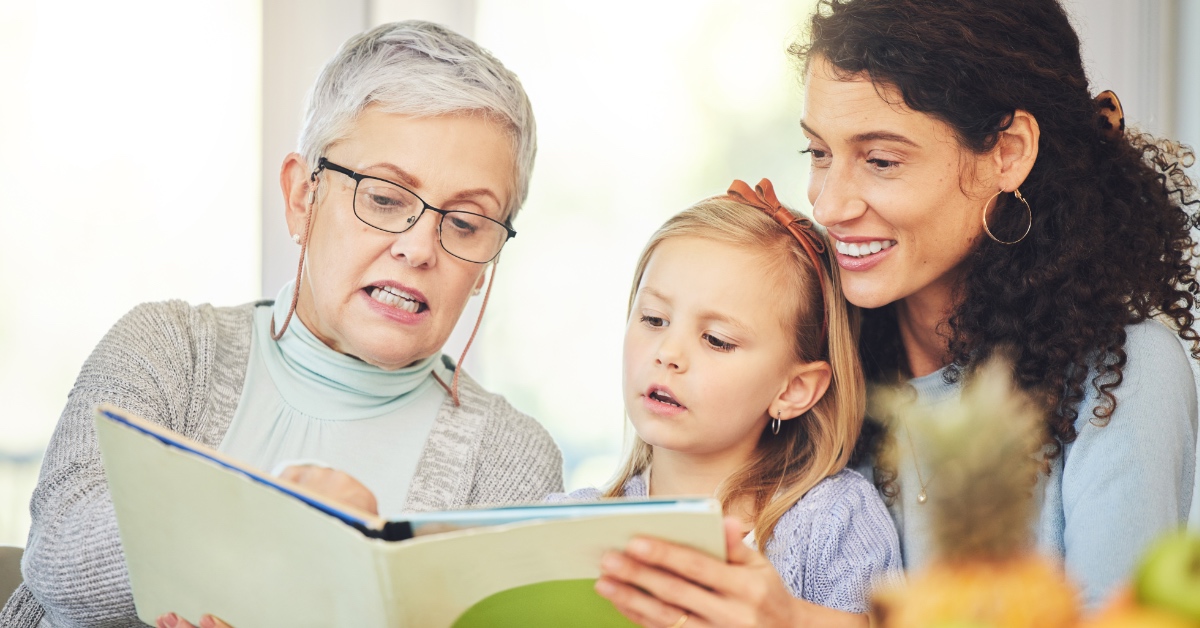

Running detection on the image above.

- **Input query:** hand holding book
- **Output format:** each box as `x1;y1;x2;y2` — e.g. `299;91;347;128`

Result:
276;464;380;516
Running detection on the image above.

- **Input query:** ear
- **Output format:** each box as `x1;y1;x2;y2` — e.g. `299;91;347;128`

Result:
772;360;833;421
281;153;316;241
992;109;1040;191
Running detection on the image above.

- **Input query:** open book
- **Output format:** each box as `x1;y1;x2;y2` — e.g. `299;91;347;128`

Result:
94;404;726;627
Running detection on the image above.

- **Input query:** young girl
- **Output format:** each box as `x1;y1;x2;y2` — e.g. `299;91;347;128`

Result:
558;179;901;626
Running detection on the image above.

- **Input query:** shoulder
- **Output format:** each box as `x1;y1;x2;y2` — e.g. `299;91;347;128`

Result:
457;372;561;457
773;470;902;611
1122;318;1193;375
770;469;898;558
106;299;259;354
798;469;890;519
544;487;606;503
1073;318;1197;434
545;474;642;503
448;372;565;502
90;299;260;436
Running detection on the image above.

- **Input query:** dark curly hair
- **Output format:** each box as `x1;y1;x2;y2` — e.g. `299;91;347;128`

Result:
792;0;1200;471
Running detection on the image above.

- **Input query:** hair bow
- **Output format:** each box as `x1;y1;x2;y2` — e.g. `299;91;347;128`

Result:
726;178;829;351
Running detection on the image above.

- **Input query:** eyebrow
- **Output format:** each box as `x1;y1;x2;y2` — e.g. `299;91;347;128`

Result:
365;162;504;214
640;287;753;335
800;120;919;147
365;162;422;189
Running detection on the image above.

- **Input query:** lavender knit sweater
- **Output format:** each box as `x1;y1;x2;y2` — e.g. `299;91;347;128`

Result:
0;300;563;627
552;469;903;614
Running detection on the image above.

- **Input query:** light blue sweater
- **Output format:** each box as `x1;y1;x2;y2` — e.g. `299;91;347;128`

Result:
892;319;1198;608
551;469;903;614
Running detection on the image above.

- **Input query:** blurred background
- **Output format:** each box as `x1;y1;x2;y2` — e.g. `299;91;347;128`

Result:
0;0;1197;546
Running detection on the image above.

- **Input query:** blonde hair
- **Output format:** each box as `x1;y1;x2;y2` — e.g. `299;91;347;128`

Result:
604;196;866;551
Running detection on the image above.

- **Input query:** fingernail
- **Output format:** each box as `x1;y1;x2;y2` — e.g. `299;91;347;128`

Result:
162;613;178;628
600;551;623;572
200;616;216;628
595;577;615;596
627;538;651;556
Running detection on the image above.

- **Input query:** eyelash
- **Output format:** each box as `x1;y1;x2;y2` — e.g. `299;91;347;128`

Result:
703;333;735;352
640;315;664;327
801;148;900;172
640;316;736;352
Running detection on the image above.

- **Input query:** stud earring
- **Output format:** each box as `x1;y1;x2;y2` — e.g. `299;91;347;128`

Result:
291;233;301;244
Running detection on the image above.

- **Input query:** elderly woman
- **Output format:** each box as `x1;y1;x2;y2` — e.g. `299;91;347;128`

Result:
593;0;1198;625
1;20;561;627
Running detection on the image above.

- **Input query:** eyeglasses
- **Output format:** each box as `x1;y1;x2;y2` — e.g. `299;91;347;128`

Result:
315;157;516;264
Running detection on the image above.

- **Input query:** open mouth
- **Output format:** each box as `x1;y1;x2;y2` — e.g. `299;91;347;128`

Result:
834;239;896;259
647;387;684;409
366;285;427;314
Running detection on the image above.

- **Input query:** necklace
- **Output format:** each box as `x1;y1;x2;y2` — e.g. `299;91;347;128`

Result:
901;415;935;505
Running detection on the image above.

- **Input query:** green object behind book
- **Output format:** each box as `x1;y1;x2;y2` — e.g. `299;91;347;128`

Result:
453;579;636;628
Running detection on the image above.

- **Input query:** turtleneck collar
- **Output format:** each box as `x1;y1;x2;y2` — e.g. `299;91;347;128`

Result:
264;282;442;420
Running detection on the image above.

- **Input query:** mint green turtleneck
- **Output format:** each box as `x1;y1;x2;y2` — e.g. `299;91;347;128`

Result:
218;282;451;516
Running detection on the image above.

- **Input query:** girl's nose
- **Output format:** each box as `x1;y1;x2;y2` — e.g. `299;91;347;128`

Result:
654;337;687;372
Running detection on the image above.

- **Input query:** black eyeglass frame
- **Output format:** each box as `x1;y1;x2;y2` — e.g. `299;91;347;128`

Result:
315;157;517;264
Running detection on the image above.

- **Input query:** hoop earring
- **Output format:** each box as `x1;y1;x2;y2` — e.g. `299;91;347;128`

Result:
982;188;1032;245
771;410;782;435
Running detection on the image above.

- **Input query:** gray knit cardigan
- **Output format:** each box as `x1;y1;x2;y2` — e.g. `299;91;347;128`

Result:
0;301;564;627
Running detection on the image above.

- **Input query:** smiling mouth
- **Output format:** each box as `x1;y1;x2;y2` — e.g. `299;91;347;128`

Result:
834;239;896;259
366;285;427;314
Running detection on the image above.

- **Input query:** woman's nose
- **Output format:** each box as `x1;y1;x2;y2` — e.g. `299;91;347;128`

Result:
390;210;441;267
811;164;868;228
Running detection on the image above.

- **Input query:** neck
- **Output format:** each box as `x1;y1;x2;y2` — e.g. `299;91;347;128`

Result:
647;444;755;498
647;445;759;535
895;278;959;378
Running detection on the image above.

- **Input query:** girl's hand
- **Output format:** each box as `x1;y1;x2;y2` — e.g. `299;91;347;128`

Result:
156;613;232;628
278;464;379;515
595;517;867;628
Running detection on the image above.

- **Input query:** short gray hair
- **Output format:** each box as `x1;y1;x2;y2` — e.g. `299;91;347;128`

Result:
298;20;537;220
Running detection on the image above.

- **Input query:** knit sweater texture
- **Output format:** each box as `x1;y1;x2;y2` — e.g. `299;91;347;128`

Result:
550;469;904;614
0;300;564;627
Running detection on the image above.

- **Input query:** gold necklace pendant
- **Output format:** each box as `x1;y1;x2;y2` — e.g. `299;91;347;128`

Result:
903;412;934;505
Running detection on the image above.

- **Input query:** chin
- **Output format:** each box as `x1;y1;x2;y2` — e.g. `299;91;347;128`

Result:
345;333;435;371
843;282;899;310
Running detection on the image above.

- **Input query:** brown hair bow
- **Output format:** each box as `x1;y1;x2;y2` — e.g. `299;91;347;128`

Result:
726;178;829;350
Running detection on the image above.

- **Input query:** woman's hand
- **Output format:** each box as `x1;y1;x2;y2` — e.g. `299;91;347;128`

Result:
595;517;867;628
278;464;379;515
156;613;232;628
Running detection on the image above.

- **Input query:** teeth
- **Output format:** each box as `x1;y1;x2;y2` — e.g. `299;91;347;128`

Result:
650;390;680;407
835;239;895;258
370;287;420;313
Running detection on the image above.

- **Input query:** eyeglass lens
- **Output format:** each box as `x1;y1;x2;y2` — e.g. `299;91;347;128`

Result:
354;179;509;263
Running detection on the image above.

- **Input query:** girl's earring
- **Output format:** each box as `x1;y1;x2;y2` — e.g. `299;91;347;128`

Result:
771;410;782;435
291;233;301;244
471;286;482;297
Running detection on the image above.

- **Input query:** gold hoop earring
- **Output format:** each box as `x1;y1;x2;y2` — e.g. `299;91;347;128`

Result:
982;188;1031;245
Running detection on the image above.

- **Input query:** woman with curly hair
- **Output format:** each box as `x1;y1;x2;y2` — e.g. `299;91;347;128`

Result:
595;0;1197;624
